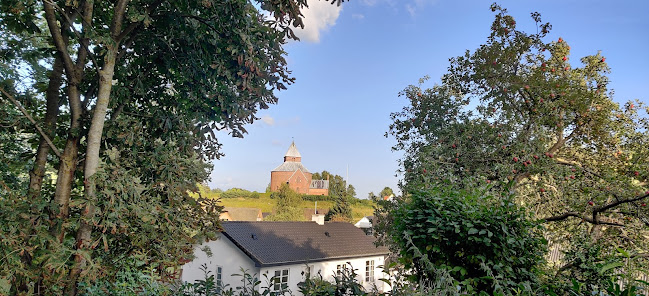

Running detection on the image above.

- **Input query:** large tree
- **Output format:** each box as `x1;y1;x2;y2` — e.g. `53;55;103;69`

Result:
0;0;344;294
388;4;648;280
312;170;356;199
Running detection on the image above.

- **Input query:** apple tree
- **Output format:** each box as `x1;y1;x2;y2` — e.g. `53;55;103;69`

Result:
387;4;648;280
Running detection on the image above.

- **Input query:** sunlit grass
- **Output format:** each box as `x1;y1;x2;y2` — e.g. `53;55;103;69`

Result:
196;189;375;221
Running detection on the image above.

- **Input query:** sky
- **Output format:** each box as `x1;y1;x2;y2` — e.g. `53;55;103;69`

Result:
208;0;649;199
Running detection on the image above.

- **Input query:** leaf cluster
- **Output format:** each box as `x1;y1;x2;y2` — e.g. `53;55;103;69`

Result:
388;186;547;294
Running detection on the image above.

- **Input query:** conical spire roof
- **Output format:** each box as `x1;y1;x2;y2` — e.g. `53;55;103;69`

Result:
284;141;301;158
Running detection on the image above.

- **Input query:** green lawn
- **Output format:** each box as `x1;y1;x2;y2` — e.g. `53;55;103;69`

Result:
203;192;374;221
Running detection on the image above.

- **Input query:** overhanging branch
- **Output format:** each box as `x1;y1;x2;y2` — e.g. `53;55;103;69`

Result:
543;211;624;227
0;87;62;159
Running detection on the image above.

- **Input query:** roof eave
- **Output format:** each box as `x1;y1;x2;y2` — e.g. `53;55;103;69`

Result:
257;252;391;268
220;231;265;267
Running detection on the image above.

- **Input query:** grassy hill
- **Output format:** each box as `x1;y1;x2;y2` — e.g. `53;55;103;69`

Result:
196;187;375;221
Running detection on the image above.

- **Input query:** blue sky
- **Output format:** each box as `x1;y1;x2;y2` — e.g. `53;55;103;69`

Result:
208;0;649;199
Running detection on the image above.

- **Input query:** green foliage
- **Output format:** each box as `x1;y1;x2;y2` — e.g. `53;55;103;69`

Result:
78;261;170;296
325;196;353;222
544;237;649;295
379;187;394;199
299;263;366;296
388;3;649;278
302;194;336;202
388;186;547;294
312;171;356;199
220;188;260;199
266;183;304;221
1;0;332;292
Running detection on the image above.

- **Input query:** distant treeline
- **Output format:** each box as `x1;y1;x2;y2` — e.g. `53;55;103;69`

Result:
216;188;260;199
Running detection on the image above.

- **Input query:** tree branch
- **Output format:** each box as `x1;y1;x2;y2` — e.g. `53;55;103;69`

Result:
594;193;649;214
0;87;62;159
42;0;75;77
43;0;100;76
543;211;624;227
115;0;164;43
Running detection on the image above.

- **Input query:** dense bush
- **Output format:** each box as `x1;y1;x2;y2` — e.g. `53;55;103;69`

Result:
302;194;336;202
388;186;547;294
220;188;260;199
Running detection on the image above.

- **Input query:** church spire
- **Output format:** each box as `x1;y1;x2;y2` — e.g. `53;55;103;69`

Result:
284;141;302;162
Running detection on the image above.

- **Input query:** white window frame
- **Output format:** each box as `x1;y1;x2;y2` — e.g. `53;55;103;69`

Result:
272;269;289;292
216;265;223;291
336;263;347;278
365;260;375;282
303;265;314;278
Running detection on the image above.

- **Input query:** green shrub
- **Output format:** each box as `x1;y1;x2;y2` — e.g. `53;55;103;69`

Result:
389;186;547;294
220;188;259;199
302;195;336;202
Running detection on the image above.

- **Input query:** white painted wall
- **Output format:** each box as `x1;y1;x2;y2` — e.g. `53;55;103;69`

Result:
259;255;390;294
182;235;390;295
181;234;260;291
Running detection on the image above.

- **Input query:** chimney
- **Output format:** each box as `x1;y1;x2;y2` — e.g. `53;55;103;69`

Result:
312;214;325;225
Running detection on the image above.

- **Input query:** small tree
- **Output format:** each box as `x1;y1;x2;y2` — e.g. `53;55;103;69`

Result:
266;183;303;221
326;196;353;222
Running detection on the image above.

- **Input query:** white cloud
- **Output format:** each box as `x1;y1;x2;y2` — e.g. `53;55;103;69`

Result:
352;13;365;20
261;115;275;126
405;0;437;17
361;0;378;6
293;1;342;43
406;4;416;17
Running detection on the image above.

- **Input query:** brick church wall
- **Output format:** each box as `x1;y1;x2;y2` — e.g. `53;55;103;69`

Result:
270;171;313;195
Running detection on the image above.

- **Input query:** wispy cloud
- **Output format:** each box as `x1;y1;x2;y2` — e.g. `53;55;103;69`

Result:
352;13;365;20
361;0;378;6
405;0;437;17
261;115;275;126
293;1;343;43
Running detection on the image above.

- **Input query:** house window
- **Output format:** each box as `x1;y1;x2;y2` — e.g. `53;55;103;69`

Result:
303;265;314;278
273;269;289;292
336;263;347;278
216;266;223;291
365;260;375;282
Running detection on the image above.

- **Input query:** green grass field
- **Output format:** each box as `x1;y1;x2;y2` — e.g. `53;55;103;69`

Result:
198;190;375;221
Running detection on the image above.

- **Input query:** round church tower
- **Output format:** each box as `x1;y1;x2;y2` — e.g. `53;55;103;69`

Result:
270;142;313;194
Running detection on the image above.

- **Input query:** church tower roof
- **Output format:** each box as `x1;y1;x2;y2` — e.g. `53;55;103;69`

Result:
273;141;308;172
284;141;301;158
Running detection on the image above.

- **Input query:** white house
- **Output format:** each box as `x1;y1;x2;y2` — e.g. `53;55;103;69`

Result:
354;216;374;235
181;220;390;294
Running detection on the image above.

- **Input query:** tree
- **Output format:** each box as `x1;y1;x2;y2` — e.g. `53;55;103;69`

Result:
312;170;356;199
266;183;303;221
325;196;353;222
379;187;394;199
0;0;343;293
388;4;648;279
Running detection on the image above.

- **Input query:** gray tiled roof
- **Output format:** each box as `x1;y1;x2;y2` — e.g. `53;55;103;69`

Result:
220;222;389;267
272;161;310;173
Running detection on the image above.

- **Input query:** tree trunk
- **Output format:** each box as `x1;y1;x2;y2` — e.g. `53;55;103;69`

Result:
53;86;83;222
67;47;118;296
28;53;64;198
